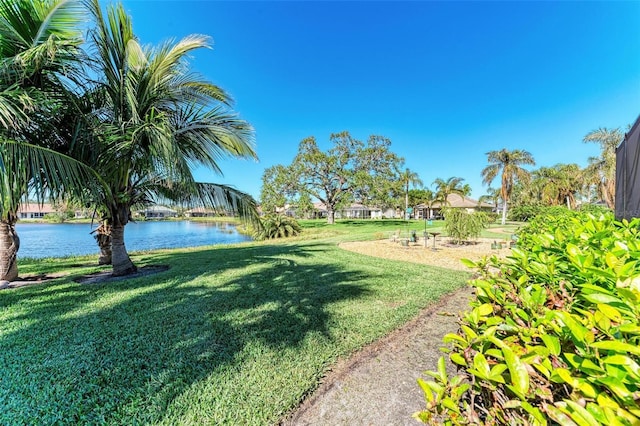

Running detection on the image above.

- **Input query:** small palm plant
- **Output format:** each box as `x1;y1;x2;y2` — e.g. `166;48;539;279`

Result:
256;214;301;240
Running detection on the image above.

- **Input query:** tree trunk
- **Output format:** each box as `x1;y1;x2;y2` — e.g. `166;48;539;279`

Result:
327;209;335;224
501;201;507;225
92;222;112;265
405;184;409;220
110;222;137;276
0;218;19;281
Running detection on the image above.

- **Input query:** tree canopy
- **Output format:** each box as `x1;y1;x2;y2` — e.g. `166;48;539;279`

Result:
481;149;535;225
261;131;404;224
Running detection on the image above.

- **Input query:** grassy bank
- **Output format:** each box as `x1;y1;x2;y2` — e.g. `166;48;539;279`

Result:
1;223;471;424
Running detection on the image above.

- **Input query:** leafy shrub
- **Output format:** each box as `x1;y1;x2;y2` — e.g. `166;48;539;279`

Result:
579;203;613;216
484;212;499;224
508;205;574;222
255;214;301;240
443;208;490;244
507;205;543;221
415;212;640;425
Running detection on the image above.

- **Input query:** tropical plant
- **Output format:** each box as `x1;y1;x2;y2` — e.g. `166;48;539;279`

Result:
0;0;101;281
415;210;640;425
583;128;623;209
481;149;535;225
432;177;466;207
478;187;501;212
528;163;582;209
255;214;301;240
399;168;423;219
80;0;259;276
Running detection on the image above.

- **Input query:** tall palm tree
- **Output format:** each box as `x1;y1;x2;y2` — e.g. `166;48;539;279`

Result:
399;168;422;219
481;149;535;225
0;0;98;281
84;0;259;276
583;128;623;209
432;176;466;207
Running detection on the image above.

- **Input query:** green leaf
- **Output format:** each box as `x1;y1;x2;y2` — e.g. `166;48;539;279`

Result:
598;376;634;402
603;355;640;377
591;340;640;356
582;293;621;305
460;325;478;340
541;334;560;356
473;352;491;376
443;333;468;345
417;378;435;403
476;303;494;316
566;243;581;258
450;353;467;366
488;336;529;396
618;323;640;334
441;397;460;413
437;356;447;383
564;400;601;426
545;403;575;424
605;252;620;269
552;368;578;387
597;304;622;322
576;380;597;398
460;258;476;268
585;403;607;424
555;311;587;343
520;400;547;425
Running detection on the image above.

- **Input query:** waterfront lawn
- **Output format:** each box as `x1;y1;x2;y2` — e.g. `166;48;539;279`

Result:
0;237;469;424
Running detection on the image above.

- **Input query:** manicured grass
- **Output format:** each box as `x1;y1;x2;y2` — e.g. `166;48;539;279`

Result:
0;228;470;424
297;218;524;241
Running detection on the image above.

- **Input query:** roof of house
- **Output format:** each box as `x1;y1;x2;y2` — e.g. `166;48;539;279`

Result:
18;203;55;213
140;205;177;213
185;207;216;214
418;194;493;209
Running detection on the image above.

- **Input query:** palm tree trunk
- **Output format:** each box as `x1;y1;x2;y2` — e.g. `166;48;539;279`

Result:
92;222;112;265
405;182;409;220
110;222;136;276
0;218;20;281
501;201;507;225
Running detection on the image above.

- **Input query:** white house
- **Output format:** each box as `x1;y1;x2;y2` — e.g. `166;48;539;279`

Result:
137;205;178;219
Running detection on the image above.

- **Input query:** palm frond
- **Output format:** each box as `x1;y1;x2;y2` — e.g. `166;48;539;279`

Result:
0;140;105;220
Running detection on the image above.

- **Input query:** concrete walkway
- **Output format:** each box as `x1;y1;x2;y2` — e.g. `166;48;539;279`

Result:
283;287;473;426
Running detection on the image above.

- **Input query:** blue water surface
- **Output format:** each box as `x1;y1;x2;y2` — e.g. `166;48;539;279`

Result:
16;221;252;259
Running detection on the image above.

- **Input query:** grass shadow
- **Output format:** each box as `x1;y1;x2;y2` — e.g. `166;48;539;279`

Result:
0;241;372;424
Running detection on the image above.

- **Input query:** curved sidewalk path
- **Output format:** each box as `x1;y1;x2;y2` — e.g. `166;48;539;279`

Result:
283;287;473;426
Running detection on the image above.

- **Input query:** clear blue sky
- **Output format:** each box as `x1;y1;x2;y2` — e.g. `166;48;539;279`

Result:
121;0;640;201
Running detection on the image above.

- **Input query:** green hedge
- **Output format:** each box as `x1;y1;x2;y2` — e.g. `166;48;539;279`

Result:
415;211;640;425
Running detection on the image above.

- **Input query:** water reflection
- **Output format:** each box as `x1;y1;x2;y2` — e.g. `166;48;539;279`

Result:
16;221;252;259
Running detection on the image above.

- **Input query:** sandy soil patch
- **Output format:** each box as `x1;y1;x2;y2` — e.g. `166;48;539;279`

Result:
339;237;510;272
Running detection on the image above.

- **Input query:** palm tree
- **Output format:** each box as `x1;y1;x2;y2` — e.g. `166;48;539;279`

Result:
0;0;99;281
481;149;535;225
479;187;501;212
432;176;466;207
83;0;259;276
399;168;423;219
583;128;623;209
532;164;582;209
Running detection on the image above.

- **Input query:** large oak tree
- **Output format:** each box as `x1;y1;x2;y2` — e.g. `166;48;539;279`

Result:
264;131;403;224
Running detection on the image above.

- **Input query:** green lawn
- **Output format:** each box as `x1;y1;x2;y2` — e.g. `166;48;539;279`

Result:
1;222;471;424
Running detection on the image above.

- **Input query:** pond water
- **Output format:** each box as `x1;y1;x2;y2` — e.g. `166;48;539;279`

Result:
15;221;252;259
